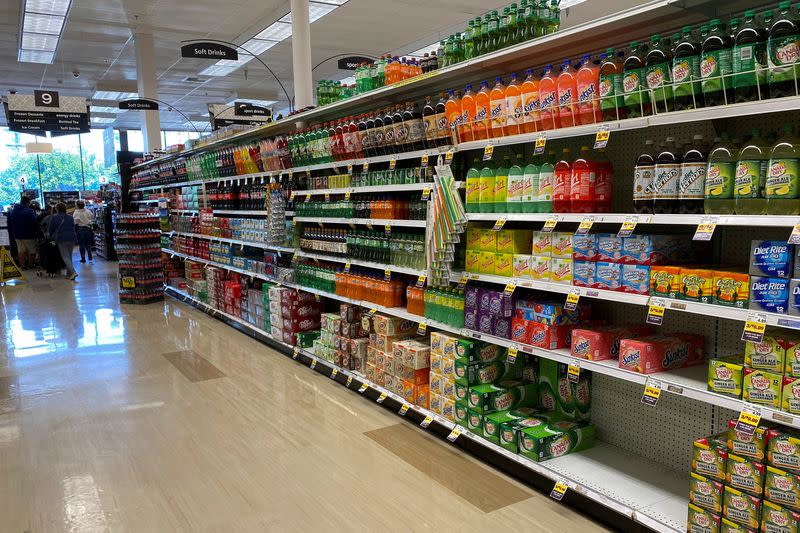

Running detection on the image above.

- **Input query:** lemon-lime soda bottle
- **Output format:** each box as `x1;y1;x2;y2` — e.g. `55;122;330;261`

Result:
704;133;738;214
465;157;481;213
767;124;800;215
537;150;555;212
507;153;525;213
493;154;511;213
478;161;496;212
735;129;769;215
522;153;539;213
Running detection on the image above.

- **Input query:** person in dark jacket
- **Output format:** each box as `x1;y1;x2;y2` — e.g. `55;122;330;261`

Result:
48;202;78;281
8;196;37;268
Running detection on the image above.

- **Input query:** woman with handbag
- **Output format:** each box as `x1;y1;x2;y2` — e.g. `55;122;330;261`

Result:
48;202;78;281
72;200;95;263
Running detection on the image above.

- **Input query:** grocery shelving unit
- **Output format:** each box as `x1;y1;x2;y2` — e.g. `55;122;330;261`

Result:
126;1;800;531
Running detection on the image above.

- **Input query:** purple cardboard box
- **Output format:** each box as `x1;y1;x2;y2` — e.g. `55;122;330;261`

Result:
479;288;492;312
464;309;478;330
465;286;480;311
493;317;512;339
478;312;494;334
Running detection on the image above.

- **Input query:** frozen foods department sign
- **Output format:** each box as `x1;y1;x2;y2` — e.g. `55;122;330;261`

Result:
4;92;89;135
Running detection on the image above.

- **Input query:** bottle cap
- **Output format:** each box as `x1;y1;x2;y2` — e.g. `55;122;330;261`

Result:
745;10;755;17
651;34;660;42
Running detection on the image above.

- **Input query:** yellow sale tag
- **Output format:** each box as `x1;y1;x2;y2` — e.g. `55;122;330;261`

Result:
290;191;296;201
330;368;338;379
377;392;388;403
422;187;431;201
693;220;717;241
324;192;330;202
384;223;391;235
492;217;507;231
121;276;136;288
347;164;353;174
507;346;519;364
567;363;581;383
344;191;351;200
618;218;637;238
346;376;353;387
304;193;311;203
447;427;462;442
457;273;469;289
363;161;369;172
420;415;434;428
399;403;410;415
534;134;547;153
310;359;317;370
565;289;580;310
369;307;378;316
641;379;662;406
541;217;558;233
416;274;426;288
384;268;391;281
293;346;300;359
736;409;762;435
789;223;800;245
417;322;427;336
421;154;429;168
358;383;369;393
503;282;516;296
594;127;610;149
445;150;455;165
550;481;569;500
483;144;494;161
389;159;397;170
344;261;351;273
575;216;594;235
742;313;767;343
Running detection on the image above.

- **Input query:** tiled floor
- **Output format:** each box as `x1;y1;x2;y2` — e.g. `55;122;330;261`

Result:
0;261;608;532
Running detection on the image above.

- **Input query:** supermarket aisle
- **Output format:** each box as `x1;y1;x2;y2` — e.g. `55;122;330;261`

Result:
0;261;607;532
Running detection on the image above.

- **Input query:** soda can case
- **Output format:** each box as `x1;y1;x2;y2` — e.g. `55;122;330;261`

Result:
517;419;596;462
689;472;724;514
767;430;800;474
722;486;761;531
692;435;728;482
467;381;537;414
572;233;597;261
725;453;765;496
687;503;721;533
760;501;800;533
749;240;794;278
764;465;800;511
618;334;704;374
596;233;623;263
538;358;591;420
707;357;744;398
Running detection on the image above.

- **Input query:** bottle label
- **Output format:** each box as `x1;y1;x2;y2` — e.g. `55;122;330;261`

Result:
522;91;540;124
521;171;535;202
570;170;596;201
735;160;765;198
394;123;408;145
767;158;800;198
490;99;506;130
623;68;650;106
507;175;525;202
700;49;733;94
384;125;395;147
466;178;480;204
652;163;680;200
646;61;673;102
599;73;623;112
435;112;449;140
538;170;554;202
679;162;706;200
374;126;385;148
553;170;570;200
493;174;508;201
407;118;426;144
704;161;736;199
540;89;557;114
423;115;438;141
506;94;523;128
733;43;767;88
768;36;800;83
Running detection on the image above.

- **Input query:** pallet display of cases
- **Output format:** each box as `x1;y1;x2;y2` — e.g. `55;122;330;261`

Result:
115;213;163;304
91;204;117;261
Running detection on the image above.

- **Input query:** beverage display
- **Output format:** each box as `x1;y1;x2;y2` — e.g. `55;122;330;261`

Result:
704;133;739;214
576;54;601;125
673;26;703;110
679;135;707;214
767;1;800;99
553;148;572;213
653;137;681;214
646;34;674;113
735;129;770;215
557;60;578;128
700;19;734;107
539;65;559;130
766;124;800;215
569;146;596;213
633;140;656;214
623;41;650;118
733;10;769;103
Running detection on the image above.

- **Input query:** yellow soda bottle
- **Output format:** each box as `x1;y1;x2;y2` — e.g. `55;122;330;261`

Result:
465;158;481;213
704;133;738;214
478;162;496;213
493;154;510;213
734;129;769;215
766;124;800;215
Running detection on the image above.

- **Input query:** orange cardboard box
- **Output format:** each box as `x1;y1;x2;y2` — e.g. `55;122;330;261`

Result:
713;270;750;308
650;265;682;299
680;268;715;303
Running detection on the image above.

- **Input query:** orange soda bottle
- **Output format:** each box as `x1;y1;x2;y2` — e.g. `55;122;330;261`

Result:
576;54;601;125
489;76;507;139
557;60;578;128
474;81;491;141
459;84;477;142
504;73;523;136
445;90;462;140
520;68;540;134
539;65;559;130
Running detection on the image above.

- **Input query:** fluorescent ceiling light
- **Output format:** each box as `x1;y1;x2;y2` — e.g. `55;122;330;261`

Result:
183;121;209;131
21;32;59;51
199;64;240;77
24;0;72;16
254;21;292;41
23;13;64;34
92;91;138;100
18;49;54;63
281;1;343;23
227;99;276;107
90;106;119;113
91;117;115;124
243;39;278;55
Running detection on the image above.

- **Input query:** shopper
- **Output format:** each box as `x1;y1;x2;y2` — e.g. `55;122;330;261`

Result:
8;196;37;269
48;203;78;281
37;206;52;239
72;200;94;263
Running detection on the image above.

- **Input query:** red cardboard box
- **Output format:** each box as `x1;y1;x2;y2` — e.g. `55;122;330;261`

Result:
619;334;705;374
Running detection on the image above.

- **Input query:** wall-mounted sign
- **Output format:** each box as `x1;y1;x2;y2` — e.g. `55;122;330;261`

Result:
4;93;89;135
118;99;159;111
181;42;238;60
337;56;375;70
234;102;271;117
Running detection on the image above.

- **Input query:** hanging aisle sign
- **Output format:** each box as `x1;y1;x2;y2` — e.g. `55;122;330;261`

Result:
234;102;272;117
4;92;89;135
337;56;375;70
118;99;160;111
180;42;238;60
209;104;273;130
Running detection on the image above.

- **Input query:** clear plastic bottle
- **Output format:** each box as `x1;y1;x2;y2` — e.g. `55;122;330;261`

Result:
678;134;707;214
478;162;496;213
704;133;739;214
767;1;800;99
507;153;525;213
700;19;734;107
465;158;481;213
538;150;555;213
766;124;800;215
733;10;769;103
494;154;511;213
522;153;538;213
646;34;674;113
623;41;651;118
553;147;572;213
735;129;769;215
673;26;703;110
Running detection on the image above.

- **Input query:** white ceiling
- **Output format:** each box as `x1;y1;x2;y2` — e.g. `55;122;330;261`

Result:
0;0;519;131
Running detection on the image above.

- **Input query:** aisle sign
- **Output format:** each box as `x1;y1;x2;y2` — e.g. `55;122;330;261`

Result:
618;217;637;238
118;99;159;111
742;313;767;343
534;134;547;155
34;90;59;108
377;392;387;403
492;217;507;231
550;481;569;501
420;415;434;428
564;289;580;311
567;362;581;384
483;144;494;161
575;216;594;235
594;126;611;149
641;378;662;406
789;223;800;245
181;42;238;60
693;218;717;241
5;93;90;135
735;407;762;436
646;297;666;326
541;217;558;233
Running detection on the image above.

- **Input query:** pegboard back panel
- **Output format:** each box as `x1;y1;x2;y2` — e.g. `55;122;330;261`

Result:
591;373;716;473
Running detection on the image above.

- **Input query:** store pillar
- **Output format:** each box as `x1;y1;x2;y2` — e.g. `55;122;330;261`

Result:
134;31;162;152
290;0;313;112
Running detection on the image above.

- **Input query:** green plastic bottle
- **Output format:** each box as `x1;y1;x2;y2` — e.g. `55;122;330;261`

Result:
767;1;800;99
465;158;481;213
478;162;496;213
493;155;511;213
735;129;769;215
522;154;539;213
507;153;525;213
700;19;734;107
537;150;555;212
733;10;769;103
623;41;651;118
646;34;674;113
704;133;738;214
767;124;800;215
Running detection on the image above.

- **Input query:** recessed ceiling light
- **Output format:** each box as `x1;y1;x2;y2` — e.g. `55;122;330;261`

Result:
91;117;115;124
25;0;72;16
92;91;138;100
254;21;292;42
23;13;64;35
90;106;119;113
21;32;59;51
243;39;278;55
18;49;55;63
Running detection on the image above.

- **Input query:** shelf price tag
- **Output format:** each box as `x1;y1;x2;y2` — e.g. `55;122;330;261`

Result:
416;274;426;288
457;273;469;290
324;192;331;202
389;159;397;170
618;217;637;238
564;289;580;311
594;126;611;149
503;282;517;297
534;134;547;156
399;403;410;415
420;415;434;428
567;361;581;384
550;481;569;501
290;191;296;201
646;297;666;326
492;217;507;231
483;144;494;161
121;276;136;288
384;223;391;236
641;378;662;406
421;154;429;168
344;261;351;273
445;150;455;165
693;217;718;241
575;216;594;235
417;321;427;336
742;312;768;343
293;346;300;359
310;359;317;370
347;164;353;174
304;193;311;203
384;268;391;281
507;345;519;364
346;375;353;387
789;224;800;245
358;382;369;393
369;307;378;316
376;392;387;403
330;368;338;379
541;217;558;233
344;190;351;200
447;426;462;442
735;407;762;436
363;161;369;172
421;187;431;201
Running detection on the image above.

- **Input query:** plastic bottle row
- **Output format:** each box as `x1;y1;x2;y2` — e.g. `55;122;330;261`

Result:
298;228;426;270
294;195;427;220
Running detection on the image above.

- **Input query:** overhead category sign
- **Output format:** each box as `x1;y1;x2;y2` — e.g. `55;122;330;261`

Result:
4;91;89;135
118;99;159;111
181;42;238;61
337;56;375;70
208;103;273;131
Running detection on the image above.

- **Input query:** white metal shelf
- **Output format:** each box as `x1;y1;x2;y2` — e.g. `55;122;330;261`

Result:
294;250;426;277
294;182;434;197
454;271;800;331
465;212;800;228
293;217;426;228
165;283;685;533
213;209;268;215
130;198;161;204
166;232;295;253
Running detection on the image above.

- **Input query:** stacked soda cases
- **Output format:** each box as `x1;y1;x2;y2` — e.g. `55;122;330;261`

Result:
314;305;369;373
267;288;322;346
115;213;164;304
266;181;287;246
688;423;800;532
368;315;431;408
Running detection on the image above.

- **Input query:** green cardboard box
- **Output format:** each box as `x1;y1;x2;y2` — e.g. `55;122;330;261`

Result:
708;357;744;398
454;401;469;428
443;338;506;363
466;408;484;436
743;368;782;408
719;517;752;533
765;465;800;511
454;379;469;403
468;381;537;414
498;410;566;453
688;503;721;533
689;472;724;514
767;429;800;474
518;420;595;462
483;408;540;445
538;358;591;421
454;357;523;386
725;453;765;496
692;435;728;482
722;486;761;531
745;335;786;373
727;420;767;461
761;500;800;532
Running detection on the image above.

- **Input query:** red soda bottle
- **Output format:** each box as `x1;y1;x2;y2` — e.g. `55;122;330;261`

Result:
553;147;572;212
569;146;597;213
